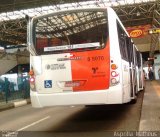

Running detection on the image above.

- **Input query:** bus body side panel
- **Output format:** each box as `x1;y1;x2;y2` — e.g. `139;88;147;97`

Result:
138;54;143;90
121;60;131;103
107;8;131;104
71;41;110;91
107;8;123;104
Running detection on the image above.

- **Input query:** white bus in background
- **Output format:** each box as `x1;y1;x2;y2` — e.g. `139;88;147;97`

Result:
27;7;144;108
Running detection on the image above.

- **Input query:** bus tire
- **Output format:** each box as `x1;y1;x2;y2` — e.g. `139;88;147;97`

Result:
130;96;137;104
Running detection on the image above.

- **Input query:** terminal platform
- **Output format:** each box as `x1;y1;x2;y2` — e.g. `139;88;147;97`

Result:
139;80;160;131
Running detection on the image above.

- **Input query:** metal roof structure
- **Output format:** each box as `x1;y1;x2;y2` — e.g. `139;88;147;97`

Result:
0;0;159;57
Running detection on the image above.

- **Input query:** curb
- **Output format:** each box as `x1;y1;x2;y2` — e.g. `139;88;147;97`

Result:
0;99;31;112
0;103;14;112
14;99;31;108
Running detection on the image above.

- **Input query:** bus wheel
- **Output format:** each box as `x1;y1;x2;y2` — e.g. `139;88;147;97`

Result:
130;97;137;104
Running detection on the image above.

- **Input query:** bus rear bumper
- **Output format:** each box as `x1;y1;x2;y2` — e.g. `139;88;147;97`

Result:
30;87;123;108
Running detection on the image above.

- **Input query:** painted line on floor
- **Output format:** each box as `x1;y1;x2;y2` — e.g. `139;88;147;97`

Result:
17;116;50;131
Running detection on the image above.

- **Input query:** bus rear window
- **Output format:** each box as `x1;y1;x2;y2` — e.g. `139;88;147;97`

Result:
33;10;109;55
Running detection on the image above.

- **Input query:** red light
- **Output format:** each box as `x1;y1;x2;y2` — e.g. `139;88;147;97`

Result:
30;77;35;83
111;71;118;77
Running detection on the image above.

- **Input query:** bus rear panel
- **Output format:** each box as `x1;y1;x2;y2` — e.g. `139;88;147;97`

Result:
29;8;142;107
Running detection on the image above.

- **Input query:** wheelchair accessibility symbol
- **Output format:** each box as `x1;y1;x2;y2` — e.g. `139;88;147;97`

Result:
44;80;52;88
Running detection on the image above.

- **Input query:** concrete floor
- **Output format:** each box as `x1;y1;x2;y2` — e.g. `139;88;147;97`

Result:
139;80;160;131
0;89;145;137
1;80;160;137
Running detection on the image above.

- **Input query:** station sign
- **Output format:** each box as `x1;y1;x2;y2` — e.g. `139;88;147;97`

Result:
148;28;160;34
126;25;151;38
129;29;143;38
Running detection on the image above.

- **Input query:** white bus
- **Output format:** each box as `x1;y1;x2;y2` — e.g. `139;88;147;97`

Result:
27;7;144;108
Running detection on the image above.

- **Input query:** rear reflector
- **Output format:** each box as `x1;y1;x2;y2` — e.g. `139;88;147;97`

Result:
30;77;36;91
110;60;119;86
111;78;117;85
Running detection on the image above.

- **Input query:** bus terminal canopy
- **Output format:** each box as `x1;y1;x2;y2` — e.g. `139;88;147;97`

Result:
0;0;157;21
0;0;159;57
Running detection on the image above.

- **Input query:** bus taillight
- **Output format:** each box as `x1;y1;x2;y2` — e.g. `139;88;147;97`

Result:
111;71;118;77
29;68;36;91
111;64;117;70
110;62;119;86
30;77;35;83
29;68;34;76
30;76;36;91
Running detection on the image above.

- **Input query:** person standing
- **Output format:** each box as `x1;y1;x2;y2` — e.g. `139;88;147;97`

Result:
149;69;154;80
4;77;10;103
158;68;160;79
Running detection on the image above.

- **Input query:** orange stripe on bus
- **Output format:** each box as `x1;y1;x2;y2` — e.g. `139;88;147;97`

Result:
71;41;110;91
